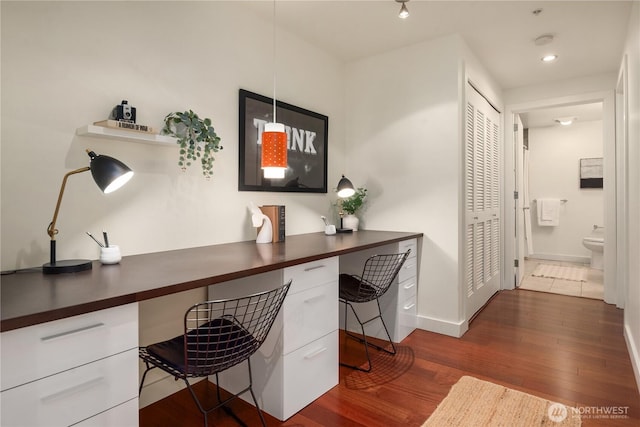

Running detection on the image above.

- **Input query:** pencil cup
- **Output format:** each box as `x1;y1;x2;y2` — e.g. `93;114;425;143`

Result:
100;245;121;265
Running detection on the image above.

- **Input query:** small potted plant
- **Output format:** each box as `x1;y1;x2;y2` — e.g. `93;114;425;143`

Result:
340;187;367;231
162;110;223;179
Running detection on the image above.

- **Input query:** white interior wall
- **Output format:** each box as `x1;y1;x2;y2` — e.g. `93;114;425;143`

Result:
1;1;345;270
345;35;461;336
344;34;502;337
528;120;604;262
621;0;640;393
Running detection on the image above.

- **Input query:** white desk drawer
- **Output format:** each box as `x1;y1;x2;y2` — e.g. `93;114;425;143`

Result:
283;280;338;354
284;257;338;295
399;238;417;258
396;295;417;341
0;348;138;427
75;397;139;427
398;275;417;301
282;330;338;420
1;303;138;391
398;256;417;283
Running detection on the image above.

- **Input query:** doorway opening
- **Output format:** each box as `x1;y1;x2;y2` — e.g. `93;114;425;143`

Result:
503;90;617;306
515;102;604;300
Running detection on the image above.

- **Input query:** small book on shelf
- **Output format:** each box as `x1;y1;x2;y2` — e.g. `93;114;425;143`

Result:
259;205;285;242
93;119;154;134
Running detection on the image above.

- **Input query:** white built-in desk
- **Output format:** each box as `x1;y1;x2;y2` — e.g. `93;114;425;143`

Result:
0;230;422;426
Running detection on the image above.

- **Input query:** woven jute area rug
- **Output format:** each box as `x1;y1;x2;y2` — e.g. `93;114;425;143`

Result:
422;376;581;426
532;263;588;282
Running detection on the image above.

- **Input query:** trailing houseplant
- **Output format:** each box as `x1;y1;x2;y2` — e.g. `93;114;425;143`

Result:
162;110;223;179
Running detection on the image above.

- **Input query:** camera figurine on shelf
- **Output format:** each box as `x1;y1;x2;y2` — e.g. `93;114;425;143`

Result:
110;100;136;123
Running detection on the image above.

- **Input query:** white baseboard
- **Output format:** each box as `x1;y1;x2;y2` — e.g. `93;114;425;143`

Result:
416;314;468;338
529;253;590;265
624;323;640;395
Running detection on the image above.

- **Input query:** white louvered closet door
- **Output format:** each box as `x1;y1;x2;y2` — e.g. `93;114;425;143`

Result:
465;83;501;320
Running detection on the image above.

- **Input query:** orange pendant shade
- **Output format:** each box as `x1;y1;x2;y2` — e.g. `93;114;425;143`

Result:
261;122;288;179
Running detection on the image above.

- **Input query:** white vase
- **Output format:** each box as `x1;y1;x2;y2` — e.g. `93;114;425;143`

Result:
342;214;359;231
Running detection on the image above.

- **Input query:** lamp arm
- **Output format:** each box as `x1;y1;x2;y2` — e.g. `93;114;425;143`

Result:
47;166;90;240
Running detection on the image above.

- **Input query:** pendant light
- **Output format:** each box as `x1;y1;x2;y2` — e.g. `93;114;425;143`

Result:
262;0;288;179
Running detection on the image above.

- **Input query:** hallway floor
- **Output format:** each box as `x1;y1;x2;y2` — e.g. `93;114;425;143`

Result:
140;290;639;427
519;258;604;300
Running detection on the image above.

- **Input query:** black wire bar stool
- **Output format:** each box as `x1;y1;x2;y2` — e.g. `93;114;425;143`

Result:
139;281;291;427
339;250;411;372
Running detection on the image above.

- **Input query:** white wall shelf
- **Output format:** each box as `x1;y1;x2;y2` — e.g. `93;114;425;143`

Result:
76;125;176;146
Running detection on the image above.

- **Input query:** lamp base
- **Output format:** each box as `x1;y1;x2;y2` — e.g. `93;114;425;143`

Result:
336;228;353;234
43;259;93;275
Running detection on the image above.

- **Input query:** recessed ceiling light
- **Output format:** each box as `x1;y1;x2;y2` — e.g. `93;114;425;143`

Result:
542;54;558;62
555;117;576;126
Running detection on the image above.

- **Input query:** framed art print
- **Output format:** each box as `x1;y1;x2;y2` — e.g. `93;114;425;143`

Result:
238;89;328;193
580;157;603;188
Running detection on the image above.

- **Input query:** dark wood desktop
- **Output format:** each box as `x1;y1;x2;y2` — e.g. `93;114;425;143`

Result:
1;230;422;332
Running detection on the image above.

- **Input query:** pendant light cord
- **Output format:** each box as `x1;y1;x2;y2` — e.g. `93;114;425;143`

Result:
272;0;277;123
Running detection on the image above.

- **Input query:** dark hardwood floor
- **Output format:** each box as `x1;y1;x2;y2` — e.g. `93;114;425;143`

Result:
139;289;639;426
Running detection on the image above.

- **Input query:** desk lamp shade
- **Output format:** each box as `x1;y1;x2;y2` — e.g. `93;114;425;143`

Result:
261;123;288;179
88;150;134;193
43;149;134;275
337;175;355;198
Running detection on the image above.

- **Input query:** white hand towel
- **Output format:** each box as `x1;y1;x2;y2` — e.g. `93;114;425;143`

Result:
537;198;560;226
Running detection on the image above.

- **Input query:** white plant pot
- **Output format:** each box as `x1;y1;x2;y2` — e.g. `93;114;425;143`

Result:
342;214;359;231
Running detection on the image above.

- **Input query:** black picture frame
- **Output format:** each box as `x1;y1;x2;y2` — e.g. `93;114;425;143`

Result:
238;89;328;193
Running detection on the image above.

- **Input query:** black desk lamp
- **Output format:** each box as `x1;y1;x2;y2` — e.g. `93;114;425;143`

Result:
336;174;355;233
43;149;134;274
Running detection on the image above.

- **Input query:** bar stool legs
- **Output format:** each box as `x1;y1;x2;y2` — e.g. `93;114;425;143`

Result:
340;297;397;372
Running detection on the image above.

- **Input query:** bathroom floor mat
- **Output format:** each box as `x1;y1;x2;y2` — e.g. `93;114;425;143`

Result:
531;264;588;282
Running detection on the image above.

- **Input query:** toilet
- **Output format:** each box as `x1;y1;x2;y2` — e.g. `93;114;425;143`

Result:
583;226;604;270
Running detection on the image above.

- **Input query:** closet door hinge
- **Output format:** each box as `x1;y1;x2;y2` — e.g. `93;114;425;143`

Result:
514;259;519;267
514;123;519;132
514;191;519;200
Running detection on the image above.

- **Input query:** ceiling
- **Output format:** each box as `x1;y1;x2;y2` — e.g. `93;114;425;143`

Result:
243;0;632;91
243;0;631;126
519;102;603;128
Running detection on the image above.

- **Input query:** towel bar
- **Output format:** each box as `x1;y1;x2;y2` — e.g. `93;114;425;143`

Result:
533;199;568;203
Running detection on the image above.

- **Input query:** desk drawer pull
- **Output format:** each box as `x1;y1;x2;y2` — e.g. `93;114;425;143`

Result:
403;282;416;290
304;346;328;360
403;302;416;310
40;376;105;403
41;323;105;342
304;265;326;272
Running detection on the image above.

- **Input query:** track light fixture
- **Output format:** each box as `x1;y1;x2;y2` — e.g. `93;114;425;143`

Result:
396;0;410;19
